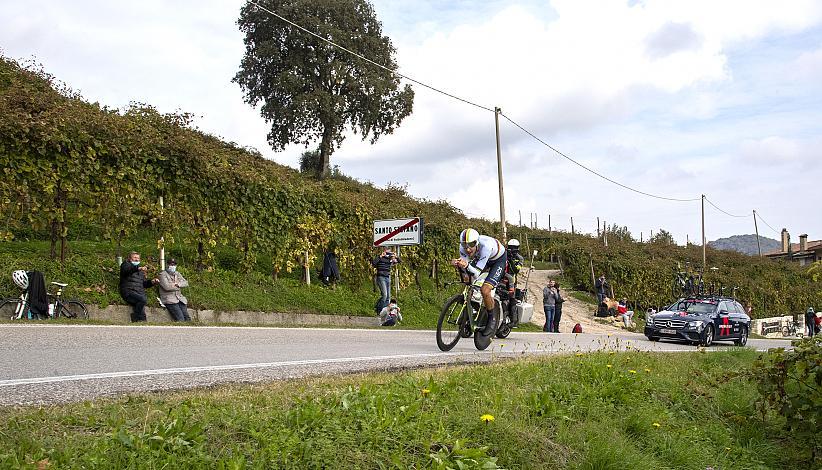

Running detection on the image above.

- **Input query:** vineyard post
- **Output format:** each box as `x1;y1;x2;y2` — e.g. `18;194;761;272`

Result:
535;213;538;229
604;220;608;247
548;214;551;233
589;255;595;291
159;196;166;271
304;250;310;285
571;217;575;235
597;217;600;238
519;210;521;227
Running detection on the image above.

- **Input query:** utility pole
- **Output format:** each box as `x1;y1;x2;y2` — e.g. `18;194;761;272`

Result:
597;217;600;238
530;212;533;229
518;210;521;227
535;213;538;229
494;107;507;242
548;214;551;233
753;210;762;257
571;217;575;235
701;194;706;268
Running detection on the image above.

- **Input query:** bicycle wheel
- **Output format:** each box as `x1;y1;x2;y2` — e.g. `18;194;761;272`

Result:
0;298;26;320
58;300;89;320
437;294;466;351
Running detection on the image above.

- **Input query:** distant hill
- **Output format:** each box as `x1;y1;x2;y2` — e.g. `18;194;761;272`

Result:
709;234;780;256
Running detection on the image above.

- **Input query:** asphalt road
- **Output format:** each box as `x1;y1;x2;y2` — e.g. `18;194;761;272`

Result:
0;324;791;405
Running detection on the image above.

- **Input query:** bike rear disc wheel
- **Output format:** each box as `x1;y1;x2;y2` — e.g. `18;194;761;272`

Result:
437;294;466;351
59;300;89;320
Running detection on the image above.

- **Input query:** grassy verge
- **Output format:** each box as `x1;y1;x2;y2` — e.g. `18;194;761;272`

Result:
0;350;807;468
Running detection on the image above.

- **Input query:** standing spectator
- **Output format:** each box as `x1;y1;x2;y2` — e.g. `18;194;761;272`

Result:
320;249;340;288
595;274;609;305
372;247;399;313
553;280;564;333
158;258;191;322
379;298;402;326
807;307;817;337
119;251;157;322
543;279;558;332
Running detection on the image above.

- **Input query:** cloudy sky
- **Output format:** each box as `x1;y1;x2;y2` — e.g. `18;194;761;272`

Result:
2;0;821;245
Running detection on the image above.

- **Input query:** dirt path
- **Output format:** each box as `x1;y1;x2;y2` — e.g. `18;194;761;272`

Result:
518;268;625;334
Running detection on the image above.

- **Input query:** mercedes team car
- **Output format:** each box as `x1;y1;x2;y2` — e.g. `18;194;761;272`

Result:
644;297;750;347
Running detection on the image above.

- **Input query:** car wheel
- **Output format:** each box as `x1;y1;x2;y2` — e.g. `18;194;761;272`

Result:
700;324;714;347
734;325;748;346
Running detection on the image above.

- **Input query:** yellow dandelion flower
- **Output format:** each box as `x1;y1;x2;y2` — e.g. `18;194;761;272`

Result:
725;447;731;451
652;422;661;428
629;370;637;374
421;388;430;396
606;364;612;368
575;352;583;357
480;414;495;423
609;351;615;355
644;368;651;373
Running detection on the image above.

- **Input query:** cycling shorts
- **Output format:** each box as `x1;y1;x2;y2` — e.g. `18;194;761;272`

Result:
481;255;507;289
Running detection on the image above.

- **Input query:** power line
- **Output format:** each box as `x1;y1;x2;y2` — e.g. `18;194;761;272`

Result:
703;196;748;218
499;113;702;202
248;1;495;113
755;212;780;234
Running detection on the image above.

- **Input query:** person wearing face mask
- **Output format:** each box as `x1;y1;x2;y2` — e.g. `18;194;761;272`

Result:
158;258;191;322
119;251;158;322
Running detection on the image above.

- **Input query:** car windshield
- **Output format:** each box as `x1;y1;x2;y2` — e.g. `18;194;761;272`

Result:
668;300;717;314
685;302;717;314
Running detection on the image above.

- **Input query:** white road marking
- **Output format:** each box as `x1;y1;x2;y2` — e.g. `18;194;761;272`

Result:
0;352;470;387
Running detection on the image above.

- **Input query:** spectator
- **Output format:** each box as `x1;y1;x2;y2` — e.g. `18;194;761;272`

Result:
119;251;157;322
553;280;564;333
808;307;818;337
320;249;340;288
815;311;821;335
372;247;399;313
617;298;635;328
379;298;402;326
543;279;558;332
595;274;609;305
158;258;190;322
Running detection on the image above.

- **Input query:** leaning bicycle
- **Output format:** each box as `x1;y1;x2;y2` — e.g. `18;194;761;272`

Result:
436;268;499;351
1;279;88;320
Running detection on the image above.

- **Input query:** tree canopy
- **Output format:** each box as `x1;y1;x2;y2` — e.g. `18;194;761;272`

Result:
234;0;414;177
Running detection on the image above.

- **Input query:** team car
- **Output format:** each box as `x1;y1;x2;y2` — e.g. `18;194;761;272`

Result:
644;296;751;347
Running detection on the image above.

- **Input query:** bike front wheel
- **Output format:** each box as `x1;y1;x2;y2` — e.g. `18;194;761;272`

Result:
0;298;26;320
58;300;89;320
437;294;467;352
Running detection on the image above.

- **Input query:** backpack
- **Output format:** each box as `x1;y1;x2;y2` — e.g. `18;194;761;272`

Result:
572;323;582;334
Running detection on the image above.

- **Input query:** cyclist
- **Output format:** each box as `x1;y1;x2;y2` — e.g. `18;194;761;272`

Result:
451;228;506;336
503;238;524;326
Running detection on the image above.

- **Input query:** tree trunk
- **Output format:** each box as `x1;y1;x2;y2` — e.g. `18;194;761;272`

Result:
317;125;333;178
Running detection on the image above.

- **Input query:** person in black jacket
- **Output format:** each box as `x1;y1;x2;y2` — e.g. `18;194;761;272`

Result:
119;251;158;322
320;250;340;288
372;247;399;313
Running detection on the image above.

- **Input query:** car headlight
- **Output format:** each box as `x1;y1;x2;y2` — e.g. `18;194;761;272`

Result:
688;321;703;330
645;316;654;326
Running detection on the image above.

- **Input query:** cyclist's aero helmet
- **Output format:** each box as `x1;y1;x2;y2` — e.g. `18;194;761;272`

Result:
12;270;28;290
507;238;520;250
460;228;480;248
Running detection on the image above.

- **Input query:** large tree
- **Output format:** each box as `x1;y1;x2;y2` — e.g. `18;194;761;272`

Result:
234;0;414;178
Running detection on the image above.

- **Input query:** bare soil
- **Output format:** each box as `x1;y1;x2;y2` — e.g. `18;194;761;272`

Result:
517;268;627;334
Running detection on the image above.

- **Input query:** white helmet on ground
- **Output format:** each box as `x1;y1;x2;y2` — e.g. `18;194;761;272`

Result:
507;238;520;250
12;270;28;290
460;228;480;248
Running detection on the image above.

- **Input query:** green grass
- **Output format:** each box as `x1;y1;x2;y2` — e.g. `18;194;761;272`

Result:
0;349;809;468
530;260;559;270
569;290;598;305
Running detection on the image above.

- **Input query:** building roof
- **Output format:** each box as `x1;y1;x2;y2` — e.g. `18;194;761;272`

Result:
764;239;822;257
